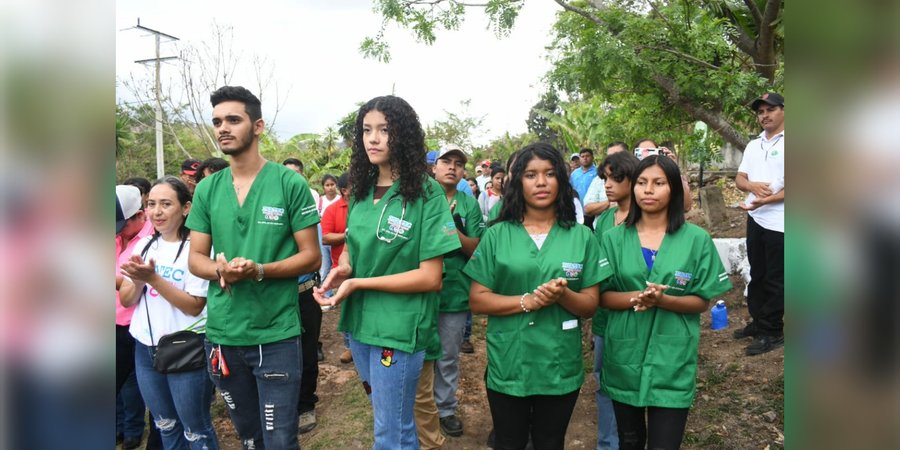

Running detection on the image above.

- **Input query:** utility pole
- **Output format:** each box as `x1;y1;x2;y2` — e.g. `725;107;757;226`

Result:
128;19;179;178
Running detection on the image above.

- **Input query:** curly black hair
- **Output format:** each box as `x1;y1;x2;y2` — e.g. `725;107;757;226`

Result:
495;142;577;228
349;96;428;203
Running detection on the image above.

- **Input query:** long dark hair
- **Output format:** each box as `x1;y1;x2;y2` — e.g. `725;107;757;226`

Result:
625;155;685;233
140;176;192;263
349;96;428;203
495;142;576;228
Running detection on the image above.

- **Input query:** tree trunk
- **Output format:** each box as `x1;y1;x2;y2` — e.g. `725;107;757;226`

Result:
652;75;750;149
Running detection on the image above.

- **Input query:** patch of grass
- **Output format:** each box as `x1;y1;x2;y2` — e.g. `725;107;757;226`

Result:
703;361;740;388
303;380;374;450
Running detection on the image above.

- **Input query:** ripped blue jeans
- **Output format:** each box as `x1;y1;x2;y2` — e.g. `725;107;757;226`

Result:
134;340;219;450
205;337;301;450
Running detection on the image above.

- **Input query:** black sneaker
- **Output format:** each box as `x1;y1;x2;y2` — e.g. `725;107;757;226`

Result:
733;323;759;340
317;341;324;362
487;428;495;448
745;335;784;356
460;339;475;354
440;414;464;437
122;436;142;450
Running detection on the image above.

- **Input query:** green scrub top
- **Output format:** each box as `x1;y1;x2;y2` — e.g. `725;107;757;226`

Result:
440;191;485;313
463;220;606;397
487;198;503;224
597;223;732;408
591;207;619;337
186;162;320;346
338;177;461;355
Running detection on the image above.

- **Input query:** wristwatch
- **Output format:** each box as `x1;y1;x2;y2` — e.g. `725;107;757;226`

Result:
255;263;265;282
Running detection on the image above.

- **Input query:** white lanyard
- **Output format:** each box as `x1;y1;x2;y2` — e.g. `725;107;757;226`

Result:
375;195;407;243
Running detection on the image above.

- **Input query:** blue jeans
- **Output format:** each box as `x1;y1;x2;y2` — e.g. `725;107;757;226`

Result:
206;337;301;450
117;371;147;440
134;341;219;450
349;336;425;450
593;335;619;450
463;312;472;341
434;311;467;417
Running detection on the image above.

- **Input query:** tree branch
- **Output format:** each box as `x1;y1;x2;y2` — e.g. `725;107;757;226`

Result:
651;74;749;149
638;45;721;71
553;0;607;27
742;0;763;25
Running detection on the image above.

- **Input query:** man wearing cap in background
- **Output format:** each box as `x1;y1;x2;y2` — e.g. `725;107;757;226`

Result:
475;159;493;193
427;148;473;196
569;153;581;174
415;144;484;446
734;92;785;356
180;158;201;193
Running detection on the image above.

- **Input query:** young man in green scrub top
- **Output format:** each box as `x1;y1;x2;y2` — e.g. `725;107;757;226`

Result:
465;143;604;450
596;155;731;449
187;86;321;450
432;144;484;438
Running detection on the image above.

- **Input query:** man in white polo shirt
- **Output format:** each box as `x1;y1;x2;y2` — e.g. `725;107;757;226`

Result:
734;92;785;356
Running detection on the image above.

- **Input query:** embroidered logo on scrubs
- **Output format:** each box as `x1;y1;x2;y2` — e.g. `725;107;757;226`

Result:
387;215;412;235
380;348;395;367
674;270;693;286
261;206;285;221
561;262;583;280
441;221;458;237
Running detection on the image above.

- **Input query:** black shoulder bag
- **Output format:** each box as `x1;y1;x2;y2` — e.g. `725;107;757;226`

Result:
143;288;206;374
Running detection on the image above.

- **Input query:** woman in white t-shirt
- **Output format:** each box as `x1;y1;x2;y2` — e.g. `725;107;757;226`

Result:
119;176;219;450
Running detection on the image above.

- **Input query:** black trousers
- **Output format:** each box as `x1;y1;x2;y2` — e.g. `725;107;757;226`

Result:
746;216;785;336
612;401;690;450
297;286;322;414
116;324;136;395
116;324;163;450
486;388;579;450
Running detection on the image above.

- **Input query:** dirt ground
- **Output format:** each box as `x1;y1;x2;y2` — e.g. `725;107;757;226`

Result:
210;192;783;450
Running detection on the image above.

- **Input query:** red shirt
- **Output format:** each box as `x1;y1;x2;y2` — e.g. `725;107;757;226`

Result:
320;197;348;267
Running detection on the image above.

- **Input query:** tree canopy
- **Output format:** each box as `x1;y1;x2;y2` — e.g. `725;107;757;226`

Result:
363;0;783;151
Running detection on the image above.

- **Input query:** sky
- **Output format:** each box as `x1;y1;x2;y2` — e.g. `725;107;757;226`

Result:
115;0;561;146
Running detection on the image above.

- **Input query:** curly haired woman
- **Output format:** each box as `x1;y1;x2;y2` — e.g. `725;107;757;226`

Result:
313;95;460;449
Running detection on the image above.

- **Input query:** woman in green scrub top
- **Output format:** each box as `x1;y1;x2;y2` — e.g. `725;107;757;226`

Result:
591;150;640;450
312;95;460;449
596;155;732;450
464;142;605;450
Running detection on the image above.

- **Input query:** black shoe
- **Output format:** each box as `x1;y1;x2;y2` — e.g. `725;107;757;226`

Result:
317;341;324;362
745;335;784;356
486;428;495;448
122;436;142;450
460;339;475;354
733;323;759;340
440;414;464;437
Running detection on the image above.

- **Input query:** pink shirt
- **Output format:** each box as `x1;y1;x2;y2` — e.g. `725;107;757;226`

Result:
115;220;154;325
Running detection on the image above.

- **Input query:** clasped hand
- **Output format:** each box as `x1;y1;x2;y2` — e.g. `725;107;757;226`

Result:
215;253;258;289
525;277;568;311
630;281;669;312
120;255;157;285
313;263;353;307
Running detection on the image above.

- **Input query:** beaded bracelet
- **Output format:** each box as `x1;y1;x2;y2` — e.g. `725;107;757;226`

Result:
520;292;531;313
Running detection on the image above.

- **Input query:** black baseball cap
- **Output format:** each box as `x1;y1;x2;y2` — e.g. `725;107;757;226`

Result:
750;92;784;111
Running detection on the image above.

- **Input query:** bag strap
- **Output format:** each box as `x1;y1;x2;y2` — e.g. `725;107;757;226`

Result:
141;285;154;346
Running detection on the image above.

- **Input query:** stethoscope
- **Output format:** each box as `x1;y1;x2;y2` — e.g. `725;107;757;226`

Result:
375;195;407;243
